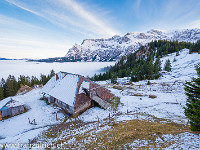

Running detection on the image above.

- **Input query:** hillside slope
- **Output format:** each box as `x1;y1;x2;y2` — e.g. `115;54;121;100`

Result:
33;49;200;149
0;49;199;149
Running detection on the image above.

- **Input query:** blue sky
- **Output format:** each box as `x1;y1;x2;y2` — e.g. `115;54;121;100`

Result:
0;0;200;59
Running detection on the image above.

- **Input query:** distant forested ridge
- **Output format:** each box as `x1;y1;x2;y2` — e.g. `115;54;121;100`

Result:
92;40;200;82
0;70;55;100
29;56;115;63
28;57;74;63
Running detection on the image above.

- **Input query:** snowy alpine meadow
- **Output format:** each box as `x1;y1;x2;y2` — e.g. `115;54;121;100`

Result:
0;49;200;149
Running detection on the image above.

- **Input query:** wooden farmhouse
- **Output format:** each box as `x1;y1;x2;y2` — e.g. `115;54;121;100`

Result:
0;98;27;121
41;72;115;115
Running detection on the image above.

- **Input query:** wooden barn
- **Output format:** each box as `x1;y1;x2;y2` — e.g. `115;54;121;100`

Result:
41;72;115;115
0;98;27;121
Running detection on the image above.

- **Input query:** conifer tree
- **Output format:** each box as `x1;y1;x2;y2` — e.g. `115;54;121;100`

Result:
184;63;200;131
25;76;31;86
0;78;5;88
164;59;172;72
111;73;117;84
118;70;122;78
18;75;26;86
146;61;154;80
31;76;40;86
5;75;19;97
108;71;112;79
40;74;48;85
93;74;98;81
191;40;200;53
154;58;161;79
47;69;55;81
131;67;137;82
0;78;6;98
0;87;4;100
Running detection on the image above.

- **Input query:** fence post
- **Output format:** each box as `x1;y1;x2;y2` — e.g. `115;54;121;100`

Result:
127;101;128;114
28;118;31;124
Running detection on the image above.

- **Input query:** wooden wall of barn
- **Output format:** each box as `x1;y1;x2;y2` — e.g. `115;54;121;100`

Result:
11;105;25;116
75;76;92;109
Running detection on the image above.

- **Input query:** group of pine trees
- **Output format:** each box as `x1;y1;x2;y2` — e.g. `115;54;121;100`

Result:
92;40;197;82
190;40;200;53
164;59;172;72
0;70;55;101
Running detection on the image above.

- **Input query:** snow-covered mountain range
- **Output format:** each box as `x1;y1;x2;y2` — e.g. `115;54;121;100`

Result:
65;28;200;61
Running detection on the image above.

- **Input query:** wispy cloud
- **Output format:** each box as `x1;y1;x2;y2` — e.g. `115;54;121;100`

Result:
0;14;71;59
183;19;200;29
56;0;119;36
0;37;71;59
163;0;200;23
136;0;200;31
6;0;120;37
0;14;42;31
1;0;121;59
6;0;41;17
132;0;142;18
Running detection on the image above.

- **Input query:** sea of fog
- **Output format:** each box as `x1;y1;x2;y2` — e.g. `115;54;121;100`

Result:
0;60;116;80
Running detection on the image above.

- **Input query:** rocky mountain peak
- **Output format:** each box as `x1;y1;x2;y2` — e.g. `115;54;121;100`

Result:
65;28;200;62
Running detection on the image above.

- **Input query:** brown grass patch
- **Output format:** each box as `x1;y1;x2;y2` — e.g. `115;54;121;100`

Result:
50;119;190;149
113;85;124;90
16;85;32;95
149;95;157;99
133;93;143;96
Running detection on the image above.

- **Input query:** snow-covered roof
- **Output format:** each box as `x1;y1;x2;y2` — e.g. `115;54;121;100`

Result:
0;98;12;110
46;73;79;106
0;98;25;111
41;71;67;94
79;81;90;94
6;100;24;108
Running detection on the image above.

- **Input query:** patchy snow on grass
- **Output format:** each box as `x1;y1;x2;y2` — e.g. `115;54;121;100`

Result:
79;107;111;122
0;49;200;148
0;88;65;144
37;49;199;149
160;49;200;81
164;132;200;149
100;49;200;124
129;132;200;149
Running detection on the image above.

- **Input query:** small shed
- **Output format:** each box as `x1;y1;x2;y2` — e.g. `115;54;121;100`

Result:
41;72;115;115
0;98;27;120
